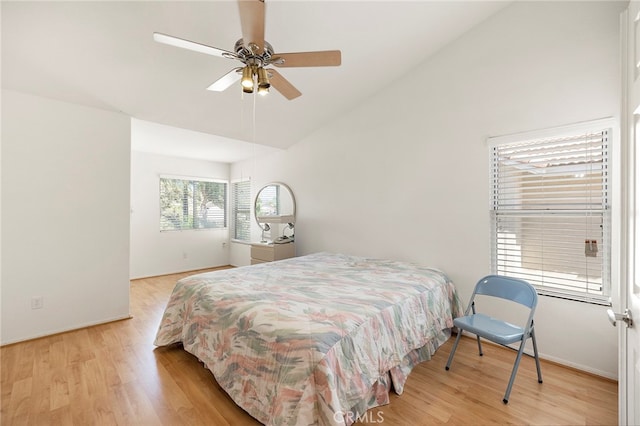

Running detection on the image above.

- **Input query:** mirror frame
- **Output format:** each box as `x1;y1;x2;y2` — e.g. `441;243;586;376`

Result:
254;182;296;230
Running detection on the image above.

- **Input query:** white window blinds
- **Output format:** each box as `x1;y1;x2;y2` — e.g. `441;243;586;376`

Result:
489;125;611;305
232;180;251;241
160;177;227;231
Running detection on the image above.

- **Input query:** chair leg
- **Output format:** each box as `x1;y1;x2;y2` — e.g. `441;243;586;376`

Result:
503;338;527;404
531;328;543;384
445;330;463;371
476;335;483;356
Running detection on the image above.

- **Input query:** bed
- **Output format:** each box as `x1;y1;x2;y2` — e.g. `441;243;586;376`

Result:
154;252;463;425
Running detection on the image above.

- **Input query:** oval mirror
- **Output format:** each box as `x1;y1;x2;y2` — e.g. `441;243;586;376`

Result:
254;182;296;228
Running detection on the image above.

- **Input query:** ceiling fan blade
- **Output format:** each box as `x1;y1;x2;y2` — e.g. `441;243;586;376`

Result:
206;68;242;92
153;32;237;59
272;50;342;68
237;0;265;54
267;68;301;100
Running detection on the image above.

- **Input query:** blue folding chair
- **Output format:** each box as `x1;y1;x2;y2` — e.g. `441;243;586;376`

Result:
445;275;543;403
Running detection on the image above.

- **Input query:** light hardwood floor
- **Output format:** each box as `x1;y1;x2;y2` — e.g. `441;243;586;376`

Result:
1;268;618;425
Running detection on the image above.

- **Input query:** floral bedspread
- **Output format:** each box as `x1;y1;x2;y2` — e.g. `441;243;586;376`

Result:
154;252;462;425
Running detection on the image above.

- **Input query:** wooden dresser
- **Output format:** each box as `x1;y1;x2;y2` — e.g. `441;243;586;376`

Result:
250;242;296;265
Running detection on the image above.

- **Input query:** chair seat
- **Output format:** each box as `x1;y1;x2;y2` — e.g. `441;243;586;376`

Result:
454;313;524;345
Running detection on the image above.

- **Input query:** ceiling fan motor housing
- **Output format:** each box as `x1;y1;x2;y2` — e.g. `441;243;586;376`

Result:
234;38;276;67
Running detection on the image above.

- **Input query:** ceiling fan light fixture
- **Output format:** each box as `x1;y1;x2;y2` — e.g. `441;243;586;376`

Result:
257;67;270;95
241;66;254;91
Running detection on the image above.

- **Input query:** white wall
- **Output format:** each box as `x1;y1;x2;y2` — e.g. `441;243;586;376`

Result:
130;150;230;279
231;1;625;378
1;89;131;344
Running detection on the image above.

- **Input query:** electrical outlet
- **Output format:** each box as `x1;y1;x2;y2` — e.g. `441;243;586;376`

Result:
31;296;44;310
222;241;227;248
182;251;188;259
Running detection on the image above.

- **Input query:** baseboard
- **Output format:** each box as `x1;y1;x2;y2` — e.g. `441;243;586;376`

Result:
456;332;618;381
130;265;233;280
0;314;133;347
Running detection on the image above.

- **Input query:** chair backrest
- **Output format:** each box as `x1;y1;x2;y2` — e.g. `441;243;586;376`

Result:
472;275;538;309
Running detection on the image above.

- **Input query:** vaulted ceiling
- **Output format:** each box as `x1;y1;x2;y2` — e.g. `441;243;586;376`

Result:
2;1;509;157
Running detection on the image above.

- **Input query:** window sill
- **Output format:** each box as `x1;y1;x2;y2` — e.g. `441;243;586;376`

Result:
230;239;252;245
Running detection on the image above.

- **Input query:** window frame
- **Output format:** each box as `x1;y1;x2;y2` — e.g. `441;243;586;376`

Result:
487;119;614;305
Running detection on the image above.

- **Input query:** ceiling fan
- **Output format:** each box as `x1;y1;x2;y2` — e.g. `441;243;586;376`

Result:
153;0;341;100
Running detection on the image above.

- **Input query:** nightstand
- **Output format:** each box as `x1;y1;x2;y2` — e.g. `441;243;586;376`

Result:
250;242;296;265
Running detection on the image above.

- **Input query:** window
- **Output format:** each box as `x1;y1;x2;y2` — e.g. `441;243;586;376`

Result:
489;121;611;305
232;180;251;241
160;176;227;231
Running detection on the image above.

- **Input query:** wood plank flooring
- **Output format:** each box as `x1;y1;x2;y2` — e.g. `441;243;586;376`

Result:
1;268;618;425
